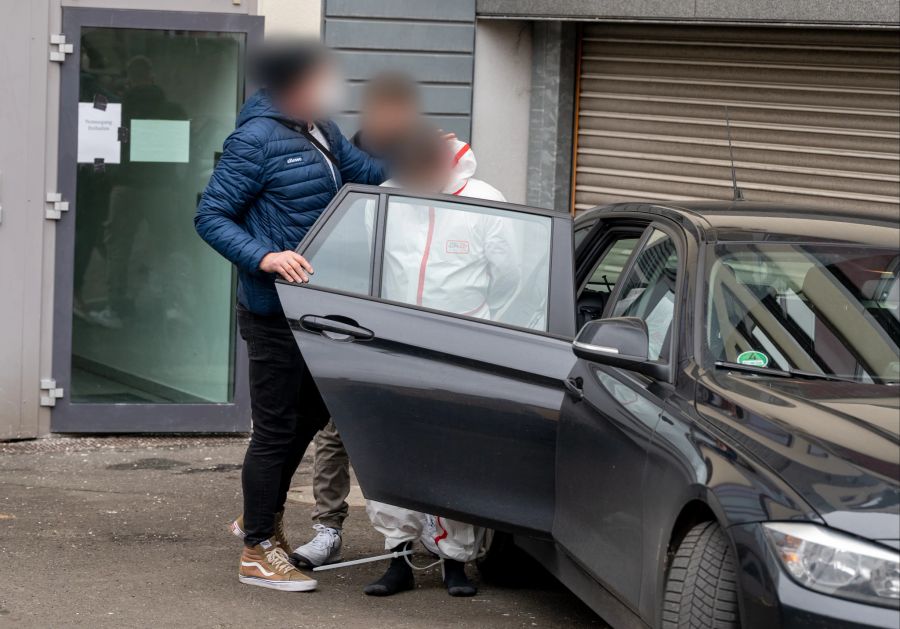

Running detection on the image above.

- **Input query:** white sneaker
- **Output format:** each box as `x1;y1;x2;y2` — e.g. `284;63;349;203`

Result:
290;524;343;568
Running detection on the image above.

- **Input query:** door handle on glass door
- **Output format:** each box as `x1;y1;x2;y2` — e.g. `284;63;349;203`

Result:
297;315;374;342
565;377;584;401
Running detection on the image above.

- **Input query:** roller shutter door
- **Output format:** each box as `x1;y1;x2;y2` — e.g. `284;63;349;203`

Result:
573;24;900;213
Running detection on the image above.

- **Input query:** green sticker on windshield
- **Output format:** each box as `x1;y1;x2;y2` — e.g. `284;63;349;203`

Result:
736;350;769;367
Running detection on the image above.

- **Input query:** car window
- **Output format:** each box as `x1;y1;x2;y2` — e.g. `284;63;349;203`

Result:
610;229;679;361
576;235;641;330
303;193;377;294
382;196;552;331
585;237;641;295
707;243;900;383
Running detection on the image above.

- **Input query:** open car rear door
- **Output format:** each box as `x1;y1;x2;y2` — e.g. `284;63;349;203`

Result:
276;185;575;536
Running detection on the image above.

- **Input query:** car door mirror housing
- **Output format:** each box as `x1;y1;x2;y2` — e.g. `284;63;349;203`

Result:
572;317;668;380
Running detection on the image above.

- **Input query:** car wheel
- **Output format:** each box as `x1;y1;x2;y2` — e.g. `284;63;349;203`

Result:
662;521;740;629
476;530;547;587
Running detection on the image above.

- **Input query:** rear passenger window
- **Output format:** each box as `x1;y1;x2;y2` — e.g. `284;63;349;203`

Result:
577;236;641;330
382;196;552;331
610;229;679;361
585;237;641;295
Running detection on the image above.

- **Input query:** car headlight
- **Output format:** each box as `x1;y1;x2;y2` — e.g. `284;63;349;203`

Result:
764;522;899;607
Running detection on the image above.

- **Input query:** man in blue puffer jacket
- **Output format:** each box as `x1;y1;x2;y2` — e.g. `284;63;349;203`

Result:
195;40;386;592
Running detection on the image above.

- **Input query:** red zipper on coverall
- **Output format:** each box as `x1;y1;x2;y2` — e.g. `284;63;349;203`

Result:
414;172;469;306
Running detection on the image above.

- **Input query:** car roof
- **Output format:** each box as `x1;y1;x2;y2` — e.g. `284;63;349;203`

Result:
582;200;899;247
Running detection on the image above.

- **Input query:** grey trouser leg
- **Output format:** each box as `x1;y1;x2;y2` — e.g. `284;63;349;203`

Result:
311;419;350;529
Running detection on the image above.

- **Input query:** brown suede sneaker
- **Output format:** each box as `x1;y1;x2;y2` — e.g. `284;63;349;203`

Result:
238;539;317;592
230;511;292;553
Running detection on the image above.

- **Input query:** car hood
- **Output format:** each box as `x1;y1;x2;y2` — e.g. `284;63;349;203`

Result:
697;371;900;542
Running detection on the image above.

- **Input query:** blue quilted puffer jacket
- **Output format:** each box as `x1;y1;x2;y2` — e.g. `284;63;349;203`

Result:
195;89;386;316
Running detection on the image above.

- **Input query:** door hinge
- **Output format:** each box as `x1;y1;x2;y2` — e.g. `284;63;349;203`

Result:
45;192;69;220
50;34;73;62
40;378;64;407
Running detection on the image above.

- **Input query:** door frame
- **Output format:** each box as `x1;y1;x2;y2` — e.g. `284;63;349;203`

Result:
51;8;263;432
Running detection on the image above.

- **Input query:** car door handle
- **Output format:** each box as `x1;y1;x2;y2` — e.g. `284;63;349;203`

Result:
564;376;584;401
297;315;374;342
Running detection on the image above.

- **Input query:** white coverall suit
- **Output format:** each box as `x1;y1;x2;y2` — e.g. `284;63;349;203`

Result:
365;140;517;562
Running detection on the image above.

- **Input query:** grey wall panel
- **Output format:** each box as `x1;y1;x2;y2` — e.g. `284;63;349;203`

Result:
344;83;472;114
325;20;474;52
326;0;475;22
335;114;471;139
335;51;473;82
324;0;477;140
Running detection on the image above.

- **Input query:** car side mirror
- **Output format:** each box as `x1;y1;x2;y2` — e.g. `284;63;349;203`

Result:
572;317;668;380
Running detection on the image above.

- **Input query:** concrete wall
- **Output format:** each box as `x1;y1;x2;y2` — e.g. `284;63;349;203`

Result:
476;0;900;25
0;0;55;439
258;0;321;36
470;20;532;204
61;0;258;12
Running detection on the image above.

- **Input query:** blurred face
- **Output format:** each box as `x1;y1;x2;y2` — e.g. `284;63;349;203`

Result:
277;60;342;121
395;151;452;195
361;99;419;149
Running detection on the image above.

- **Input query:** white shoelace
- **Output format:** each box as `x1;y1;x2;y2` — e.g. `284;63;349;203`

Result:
307;524;339;552
265;546;298;575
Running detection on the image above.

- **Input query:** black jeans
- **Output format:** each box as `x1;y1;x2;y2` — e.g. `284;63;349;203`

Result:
237;305;329;547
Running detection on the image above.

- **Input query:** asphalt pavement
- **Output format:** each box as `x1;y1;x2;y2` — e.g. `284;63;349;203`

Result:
0;436;606;628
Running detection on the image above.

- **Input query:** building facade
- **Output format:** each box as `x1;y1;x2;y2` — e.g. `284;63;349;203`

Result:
1;0;898;438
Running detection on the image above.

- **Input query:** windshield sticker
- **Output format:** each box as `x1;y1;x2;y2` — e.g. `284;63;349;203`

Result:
736;350;769;367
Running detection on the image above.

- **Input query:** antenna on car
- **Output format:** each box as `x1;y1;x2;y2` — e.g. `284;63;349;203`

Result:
724;106;744;201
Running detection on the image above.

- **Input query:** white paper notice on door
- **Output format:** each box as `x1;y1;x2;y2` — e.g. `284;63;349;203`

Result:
130;119;190;163
77;102;122;164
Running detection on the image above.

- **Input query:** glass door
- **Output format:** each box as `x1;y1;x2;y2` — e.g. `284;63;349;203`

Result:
52;9;263;431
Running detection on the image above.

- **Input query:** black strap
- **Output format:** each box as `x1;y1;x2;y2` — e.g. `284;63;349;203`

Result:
281;120;340;168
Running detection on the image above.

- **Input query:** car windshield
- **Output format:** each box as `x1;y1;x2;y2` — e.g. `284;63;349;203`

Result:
707;242;900;384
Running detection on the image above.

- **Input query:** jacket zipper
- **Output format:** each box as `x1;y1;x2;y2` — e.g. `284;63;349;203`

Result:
309;125;338;191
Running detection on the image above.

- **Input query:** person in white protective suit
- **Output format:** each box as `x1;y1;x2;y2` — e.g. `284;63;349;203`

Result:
379;145;520;321
363;127;520;598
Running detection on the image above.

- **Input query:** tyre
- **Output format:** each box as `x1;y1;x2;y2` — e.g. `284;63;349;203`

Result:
662;521;740;629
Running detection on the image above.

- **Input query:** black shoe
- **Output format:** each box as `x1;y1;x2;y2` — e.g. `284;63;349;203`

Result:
443;559;477;597
364;544;415;597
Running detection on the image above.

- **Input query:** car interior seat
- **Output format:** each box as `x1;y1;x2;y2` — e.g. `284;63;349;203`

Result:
576;288;610;330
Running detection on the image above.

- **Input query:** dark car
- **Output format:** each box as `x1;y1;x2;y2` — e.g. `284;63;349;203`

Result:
276;185;900;629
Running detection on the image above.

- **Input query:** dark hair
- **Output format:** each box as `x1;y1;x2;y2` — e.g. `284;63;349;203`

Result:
250;38;329;93
363;71;419;107
385;124;448;180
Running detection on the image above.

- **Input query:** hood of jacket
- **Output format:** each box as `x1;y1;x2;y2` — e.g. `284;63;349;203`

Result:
446;139;477;194
235;89;286;128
